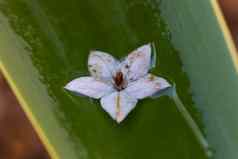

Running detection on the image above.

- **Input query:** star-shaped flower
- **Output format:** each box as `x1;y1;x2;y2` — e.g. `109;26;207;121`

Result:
65;44;171;123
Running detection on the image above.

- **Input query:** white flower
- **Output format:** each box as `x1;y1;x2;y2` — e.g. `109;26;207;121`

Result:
65;44;171;123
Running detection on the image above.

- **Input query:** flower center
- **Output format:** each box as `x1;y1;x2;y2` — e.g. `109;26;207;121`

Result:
113;71;126;91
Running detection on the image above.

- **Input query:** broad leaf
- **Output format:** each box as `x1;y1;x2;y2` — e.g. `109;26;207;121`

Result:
0;0;237;159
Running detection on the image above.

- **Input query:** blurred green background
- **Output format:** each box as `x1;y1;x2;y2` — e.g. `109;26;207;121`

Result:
0;0;237;159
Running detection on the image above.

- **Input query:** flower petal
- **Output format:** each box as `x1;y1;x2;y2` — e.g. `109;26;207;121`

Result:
88;50;119;81
65;77;114;99
100;91;138;123
125;74;171;99
120;44;152;82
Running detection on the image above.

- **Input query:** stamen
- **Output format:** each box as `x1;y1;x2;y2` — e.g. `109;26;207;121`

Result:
113;71;125;91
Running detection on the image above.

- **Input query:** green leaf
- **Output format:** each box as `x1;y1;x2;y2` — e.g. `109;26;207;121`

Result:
0;0;237;159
